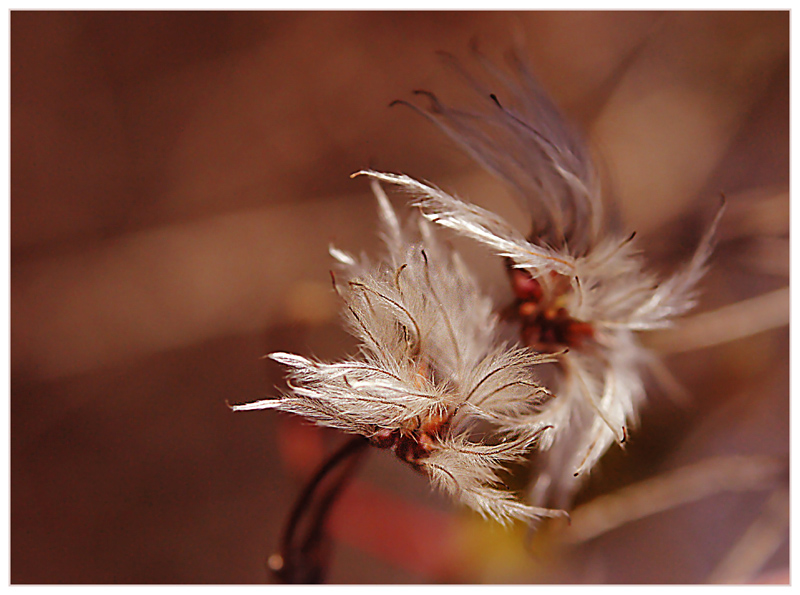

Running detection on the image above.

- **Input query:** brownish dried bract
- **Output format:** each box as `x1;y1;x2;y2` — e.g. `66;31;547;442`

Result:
506;264;595;352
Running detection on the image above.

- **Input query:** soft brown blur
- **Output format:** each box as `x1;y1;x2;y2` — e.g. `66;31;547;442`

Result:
11;11;788;583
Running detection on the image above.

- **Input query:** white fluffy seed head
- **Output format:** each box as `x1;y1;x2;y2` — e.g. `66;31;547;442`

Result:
234;49;722;516
356;51;723;507
233;182;565;524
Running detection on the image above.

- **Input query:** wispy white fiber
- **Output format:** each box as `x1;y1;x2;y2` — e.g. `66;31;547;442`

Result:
233;180;565;524
356;51;723;507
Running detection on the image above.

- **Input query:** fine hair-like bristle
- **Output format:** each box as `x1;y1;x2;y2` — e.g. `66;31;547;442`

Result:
232;181;565;524
353;52;723;507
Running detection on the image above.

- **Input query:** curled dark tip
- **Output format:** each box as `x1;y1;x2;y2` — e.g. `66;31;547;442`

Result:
627;231;637;242
489;92;503;108
411;89;443;113
393;263;408;290
329;270;342;298
389;94;437;119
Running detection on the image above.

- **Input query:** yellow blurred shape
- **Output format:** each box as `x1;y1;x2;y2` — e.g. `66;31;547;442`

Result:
451;512;563;583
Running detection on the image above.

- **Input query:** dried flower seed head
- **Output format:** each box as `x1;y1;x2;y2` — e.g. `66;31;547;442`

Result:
356;49;724;507
233;180;565;524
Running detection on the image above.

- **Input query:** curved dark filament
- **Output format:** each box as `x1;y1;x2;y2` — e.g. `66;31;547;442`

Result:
349;281;423;358
419;249;463;371
269;435;369;584
489;92;561;157
474;379;550;408
465;363;521;405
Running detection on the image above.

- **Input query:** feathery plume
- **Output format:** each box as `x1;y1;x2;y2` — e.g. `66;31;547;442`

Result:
356;49;724;507
233;179;565;524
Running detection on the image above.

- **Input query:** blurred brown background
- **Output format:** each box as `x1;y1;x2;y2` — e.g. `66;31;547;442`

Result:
11;11;788;583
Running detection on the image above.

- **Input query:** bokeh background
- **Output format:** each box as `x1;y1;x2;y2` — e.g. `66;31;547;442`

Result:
11;11;789;583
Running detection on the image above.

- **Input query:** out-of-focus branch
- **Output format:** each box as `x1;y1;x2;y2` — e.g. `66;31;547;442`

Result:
11;193;376;379
644;286;789;354
706;487;789;584
561;455;786;545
